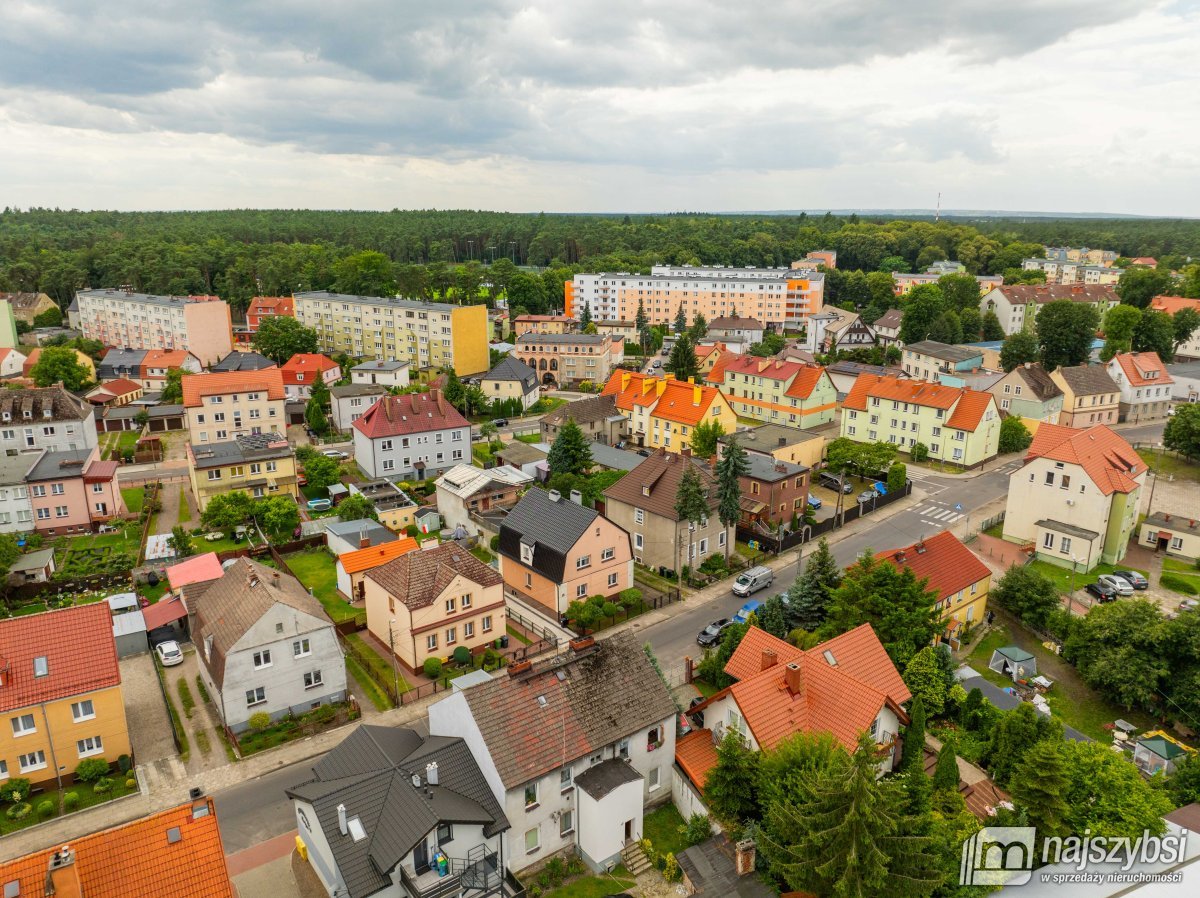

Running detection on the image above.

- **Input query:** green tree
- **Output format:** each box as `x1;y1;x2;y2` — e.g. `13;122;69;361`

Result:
715;437;749;560
938;273;982;313
749;332;787;357
1102;303;1141;349
1164;402;1200;459
159;368;184;404
998;415;1032;454
666;335;699;382
578;301;592;329
825;437;897;480
757;731;844;820
999;329;1040;371
932;743;959;794
984;703;1063;787
1173;307;1200;353
635;297;650;351
305;394;329;435
674;463;710;529
546;419;592;477
252;315;320;364
302;453;342;490
333;493;377;523
168;525;194;558
200;490;254;531
899;695;927;772
1131;308;1176;361
33;306;63;328
958;307;982;341
689;419;725;459
1009;741;1069;844
898;285;945;344
674;303;687;334
990;565;1062;631
1116;267;1175;309
926;311;963;345
981;310;1006;341
332;249;398;297
259;495;300;540
1064;599;1170;710
689;311;707;340
903;649;947;718
30;346;91;390
1167;753;1200;807
1037;300;1100;371
1060;740;1173;838
704;730;760;823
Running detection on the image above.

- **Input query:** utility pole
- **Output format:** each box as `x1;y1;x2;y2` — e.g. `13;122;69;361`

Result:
388;619;400;704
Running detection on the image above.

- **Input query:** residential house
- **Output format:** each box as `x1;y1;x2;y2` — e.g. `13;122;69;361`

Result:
1044;246;1119;267
345;480;419;534
288;725;513;898
292;291;489;373
435;463;533;536
595;319;637;342
601;371;737;453
246;295;295;331
694;341;737;378
324;519;397;556
210;350;277;372
330;383;389;433
335;536;419;603
363;542;504;672
676;626;911;793
707;315;765;344
1133;731;1194;776
165;552;225;594
182;368;287;444
515;333;624;387
138;348;202;389
187;432;298;512
602;448;732;573
26;447;124;533
1050;364;1121;428
8;547;56;582
75;289;233;365
986;363;1064;424
1129;257;1159;268
539;394;626;446
1105;351;1174;422
1003;423;1145;571
825;360;907;400
2;799;235;898
480;356;539;411
802;308;874;352
0;291;59;324
713;357;837;428
1139;511;1200;561
350;359;411;388
775;343;817;365
22;345;96;381
428;632;678;873
876;531;991;649
497;486;633;618
351;390;471;481
96;347;146;381
902;341;985;383
492;441;547;478
85;378;144;408
1151;296;1200;360
513;314;577;335
0;454;35;531
980;284;1119;336
719;423;826;469
281;353;342;399
0;604;132;789
872;308;904;346
739;453;809;531
489;307;510;341
0;346;25;377
191;558;346;732
841;375;1001;468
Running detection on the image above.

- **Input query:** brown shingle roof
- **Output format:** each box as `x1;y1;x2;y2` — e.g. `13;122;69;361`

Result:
540;393;619;427
365;542;501;609
0;385;91;423
602;448;719;520
1054;364;1120;397
994;284;1117;305
1010;363;1062;401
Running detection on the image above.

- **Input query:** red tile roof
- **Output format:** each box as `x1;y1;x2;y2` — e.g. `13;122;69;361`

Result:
83;459;120;482
1111;351;1173;387
338;536;419;575
945;389;996;432
141;349;195;371
166;552;225;590
875;531;990;602
249;295;294;316
2;799;234;898
0;604;121;712
704;354;730;385
351;390;469;439
994;284;1117;305
676;729;720;788
97;378;142;396
601;371;726;427
720;356;808;382
280;353;340;384
844;374;992;431
1150;295;1200;316
1024;423;1143;495
142;594;189;630
181;369;285;406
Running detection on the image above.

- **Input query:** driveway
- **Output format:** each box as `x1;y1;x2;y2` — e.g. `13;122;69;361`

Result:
121;653;176;764
160;645;236;775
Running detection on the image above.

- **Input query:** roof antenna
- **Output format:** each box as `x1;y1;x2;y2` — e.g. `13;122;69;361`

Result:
935;191;941;223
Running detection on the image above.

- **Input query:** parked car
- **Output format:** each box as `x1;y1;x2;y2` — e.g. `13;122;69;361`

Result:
732;599;764;624
807;495;822;510
1084;581;1118;603
818;471;852;493
857;490;878;505
492;418;509;427
732;565;774;597
636;448;653;457
322;449;349;459
697;618;734;647
155;640;184;667
1096;574;1134;596
1111;570;1149;590
1179;598;1198;612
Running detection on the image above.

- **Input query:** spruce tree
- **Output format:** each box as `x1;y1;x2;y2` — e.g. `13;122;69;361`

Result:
715;437;749;560
666;335;699;381
689;311;708;340
546;419;592;477
899;695;926;773
932;743;959;794
635;297;649;351
578;301;592;329
704;730;760;823
674;463;709;526
804;537;842;600
981;310;1006;341
674;303;688;334
1009;741;1069;841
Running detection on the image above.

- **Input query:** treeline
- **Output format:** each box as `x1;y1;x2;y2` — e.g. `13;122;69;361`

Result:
2;208;1198;315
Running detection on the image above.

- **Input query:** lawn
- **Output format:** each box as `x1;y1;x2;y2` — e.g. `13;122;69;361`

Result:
1163;557;1200;575
177;487;191;523
634;564;684;595
1026;559;1146;596
102;430;141;460
236;703;356;756
346;653;392;711
513;433;542;444
0;775;139;835
1137;448;1200;482
191;530;261;554
282;549;356;622
983;520;1005;538
121;487;145;515
506;624;532;645
533;866;635;898
345;632;411;694
642;803;688;858
470;545;496;565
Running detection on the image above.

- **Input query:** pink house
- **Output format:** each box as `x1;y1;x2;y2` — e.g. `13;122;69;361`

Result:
26;447;125;534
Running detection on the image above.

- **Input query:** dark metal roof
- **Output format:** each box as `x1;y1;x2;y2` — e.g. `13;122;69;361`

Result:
498;487;597;583
676;834;776;898
1035;518;1101;541
574;758;643;801
483;356;537;390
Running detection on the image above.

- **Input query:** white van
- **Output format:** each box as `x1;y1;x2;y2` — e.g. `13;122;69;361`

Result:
732;565;774;598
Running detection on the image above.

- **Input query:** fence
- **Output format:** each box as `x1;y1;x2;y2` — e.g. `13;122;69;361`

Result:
4;571;136;609
505;603;563;646
738;480;913;554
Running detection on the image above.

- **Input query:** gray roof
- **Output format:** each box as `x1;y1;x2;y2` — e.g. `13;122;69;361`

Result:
720;423;822;455
574;757;643;800
188;432;291;469
494;441;547;466
330;384;390;399
211;351;276;372
0;453;37;486
352;359;409;372
26;448;93;482
1144;511;1200;532
872;308;904;329
1035;518;1101;541
8;548;55;573
296;290;459;313
482;356;537;390
906;340;984;364
677;834;776;898
325;519;395;548
541;394;619;427
514;332;611;346
1166;361;1200;380
287;725;508;898
586;442;642;472
960;676;1089;743
498;488;599;583
743;452;808;482
1053;364;1119;396
103;403;186;420
77;288;216;310
96;348;147;378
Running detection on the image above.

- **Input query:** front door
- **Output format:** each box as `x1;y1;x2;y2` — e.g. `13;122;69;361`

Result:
414;837;430;874
624;820;633;844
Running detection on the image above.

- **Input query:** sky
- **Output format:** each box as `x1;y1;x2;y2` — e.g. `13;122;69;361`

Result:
1;0;1198;216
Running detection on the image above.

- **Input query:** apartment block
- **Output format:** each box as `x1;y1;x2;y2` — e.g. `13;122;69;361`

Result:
1021;258;1122;286
292;291;488;375
515;332;624;387
513;314;576;335
981;284;1120;336
892;271;1002;295
0;455;36;532
246;295;294;330
182;369;287;445
75;289;233;365
602;371;737;453
1043;246;1119;266
187;432;299;512
0;386;98;453
713;357;836;429
1050;365;1120;428
566;264;825;330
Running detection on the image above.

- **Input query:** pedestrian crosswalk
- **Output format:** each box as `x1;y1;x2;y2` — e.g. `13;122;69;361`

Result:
913;502;965;529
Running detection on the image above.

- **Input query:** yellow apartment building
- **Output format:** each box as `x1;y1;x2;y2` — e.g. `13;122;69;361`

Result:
187;432;300;512
602;370;737;453
182;369;288;445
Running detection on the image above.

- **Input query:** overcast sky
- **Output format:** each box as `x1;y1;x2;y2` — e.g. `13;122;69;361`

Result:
2;0;1197;215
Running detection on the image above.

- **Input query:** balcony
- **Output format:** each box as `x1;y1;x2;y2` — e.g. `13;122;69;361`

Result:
398;848;524;898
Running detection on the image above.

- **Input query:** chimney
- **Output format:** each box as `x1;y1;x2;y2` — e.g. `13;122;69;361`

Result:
778;436;786;446
272;571;281;588
360;530;371;548
784;661;803;695
548;489;562;502
735;839;757;876
774;462;787;474
693;384;702;406
48;846;82;898
895;550;906;563
508;660;532;676
761;649;777;672
337;804;348;835
569;489;582;504
426;761;439;785
570;636;595;653
681;446;692;458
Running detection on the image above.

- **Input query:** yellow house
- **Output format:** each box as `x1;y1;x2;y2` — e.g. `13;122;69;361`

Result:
363;542;507;673
478;356;539;411
182;369;288;445
719;423;826;469
601;370;737;453
22;347;96;382
876;531;991;650
0;604;132;789
187;432;299;512
1050;364;1120;428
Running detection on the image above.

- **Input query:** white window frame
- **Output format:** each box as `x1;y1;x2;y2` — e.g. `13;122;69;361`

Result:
71;700;95;722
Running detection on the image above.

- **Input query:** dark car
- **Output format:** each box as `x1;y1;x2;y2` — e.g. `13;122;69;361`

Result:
636;448;653;457
1085;581;1118;603
492;418;509;428
1111;570;1149;590
697;618;733;647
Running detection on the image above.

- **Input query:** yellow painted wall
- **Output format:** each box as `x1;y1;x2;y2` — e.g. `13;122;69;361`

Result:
450;305;489;376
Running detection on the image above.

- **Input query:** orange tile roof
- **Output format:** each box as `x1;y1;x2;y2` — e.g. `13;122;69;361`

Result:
338;536;420;574
1112;351;1173;387
844;374;992;432
601;371;725;427
1150;295;1200;315
945;389;995;432
875;531;991;603
181;368;285;406
675;728;720;788
96;377;142;396
784;365;829;400
0;604;120;712
281;353;340;384
1024;422;1143;495
723;627;801;682
705;354;730;385
694;342;723;359
2;799;234;898
141;349;194;370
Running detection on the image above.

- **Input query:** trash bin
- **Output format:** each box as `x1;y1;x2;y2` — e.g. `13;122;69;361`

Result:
500;634;510;649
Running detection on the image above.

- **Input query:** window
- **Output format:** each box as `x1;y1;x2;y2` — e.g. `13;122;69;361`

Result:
727;709;743;733
1172;536;1184;550
634;507;644;525
647;725;664;751
482;615;493;632
648;766;661;791
560;766;573;792
0;759;6;779
445;627;456;645
1042;532;1055;549
576;583;587;598
463;621;474;638
77;735;104;757
525;826;540;854
11;714;36;737
293;639;311;657
246;687;266;706
304;670;323;689
524;782;538;809
427;634;438;651
719;530;726;547
601;547;615;561
437;823;453;845
634;533;643;550
618;738;630;759
445;596;456;613
253;650;272;669
71;700;95;721
1060;537;1072;554
576;555;591;569
18;750;46;773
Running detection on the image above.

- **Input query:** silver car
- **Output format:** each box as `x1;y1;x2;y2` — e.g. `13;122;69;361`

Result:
1096;574;1133;596
155;640;184;667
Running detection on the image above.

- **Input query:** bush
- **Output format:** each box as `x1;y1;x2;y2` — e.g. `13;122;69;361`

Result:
74;757;110;783
423;657;444;679
489;534;500;551
527;887;542;898
125;777;137;790
887;462;907;493
0;778;31;802
405;525;418;537
249;711;272;731
117;754;133;773
911;442;929;462
619;587;644;608
452;645;472;666
566;855;585;876
681;812;712;846
663;852;680;882
63;791;80;811
1161;573;1199;595
5;802;32;821
37;799;55;819
93;777;114;794
544;857;566;887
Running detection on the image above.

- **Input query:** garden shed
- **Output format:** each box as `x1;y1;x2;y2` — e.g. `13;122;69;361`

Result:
989;646;1037;682
111;608;148;657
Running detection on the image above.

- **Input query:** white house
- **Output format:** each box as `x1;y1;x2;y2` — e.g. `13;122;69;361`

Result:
0;454;35;532
330;384;389;433
434;463;532;536
190;558;347;732
351;391;471;481
324;518;396;556
1104;351;1174;423
350;359;411;388
0;346;28;378
428;632;678;873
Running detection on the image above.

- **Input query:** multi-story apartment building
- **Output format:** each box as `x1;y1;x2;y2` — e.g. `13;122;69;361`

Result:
902;341;986;383
1049;364;1120;428
980;284;1119;336
513;314;576;335
74;289;233;365
514;332;624;387
329;383;388;433
182;369;287;445
892;271;1002;296
246;295;294;331
292;291;488;375
713;357;836;429
799;250;837;268
0;603;132;789
350;390;470;480
280;353;341;399
1044;246;1119;267
26;446;124;534
841;375;1000;468
1020;258;1122;286
1151;295;1200;360
0;455;35;532
1105;351;1174;423
602;371;737;453
187;432;299;511
0;386;98;454
566;265;825;330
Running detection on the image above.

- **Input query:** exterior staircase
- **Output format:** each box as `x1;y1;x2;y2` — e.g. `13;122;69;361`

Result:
621;842;653;876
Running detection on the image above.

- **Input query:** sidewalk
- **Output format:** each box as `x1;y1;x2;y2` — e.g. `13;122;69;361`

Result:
906;450;1025;481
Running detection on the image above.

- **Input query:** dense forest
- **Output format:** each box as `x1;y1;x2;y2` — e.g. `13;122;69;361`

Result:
1;208;1197;316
